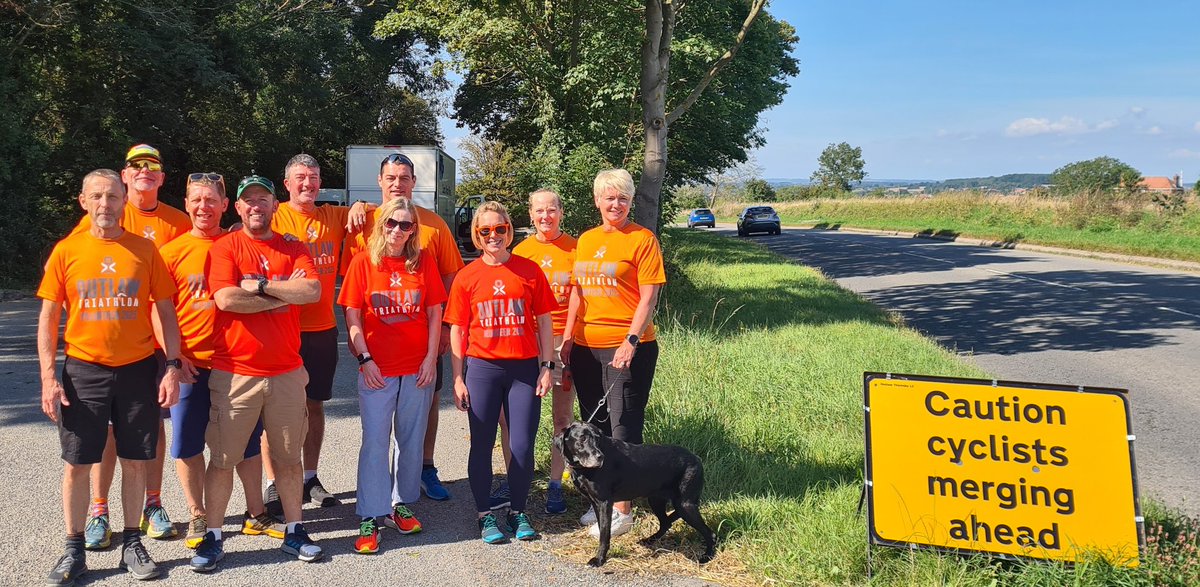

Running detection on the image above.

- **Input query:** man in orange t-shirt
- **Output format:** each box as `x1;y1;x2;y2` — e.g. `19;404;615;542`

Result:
73;145;190;549
37;169;183;583
160;173;282;552
264;154;369;512
341;152;465;501
193;175;322;570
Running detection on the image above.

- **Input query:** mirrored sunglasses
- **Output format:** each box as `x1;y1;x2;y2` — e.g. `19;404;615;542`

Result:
475;224;510;237
384;218;415;232
127;160;162;172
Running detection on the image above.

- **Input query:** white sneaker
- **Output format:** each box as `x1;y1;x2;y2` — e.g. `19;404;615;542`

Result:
588;510;633;538
579;506;597;526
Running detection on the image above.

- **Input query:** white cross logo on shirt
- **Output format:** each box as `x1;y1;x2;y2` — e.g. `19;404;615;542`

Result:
493;280;506;296
260;255;271;273
540;256;553;268
594;246;607;259
306;227;318;241
142;226;156;241
100;257;116;274
390;272;403;287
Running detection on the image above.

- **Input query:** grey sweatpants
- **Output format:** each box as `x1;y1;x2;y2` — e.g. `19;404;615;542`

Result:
355;372;434;518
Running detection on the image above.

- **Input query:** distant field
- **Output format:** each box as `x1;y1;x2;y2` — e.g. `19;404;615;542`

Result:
703;192;1200;263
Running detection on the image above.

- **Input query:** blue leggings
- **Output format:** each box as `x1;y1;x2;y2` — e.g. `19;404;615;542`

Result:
465;357;541;513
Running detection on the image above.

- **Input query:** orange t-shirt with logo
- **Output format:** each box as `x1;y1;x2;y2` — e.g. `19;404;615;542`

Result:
37;230;177;367
571;222;666;348
272;204;355;332
159;232;226;370
444;256;556;361
73;202;191;248
512;234;577;336
341;204;464;280
337;252;448;377
207;230;317;377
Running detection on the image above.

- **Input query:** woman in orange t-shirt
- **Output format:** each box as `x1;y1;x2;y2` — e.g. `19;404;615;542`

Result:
561;168;667;537
445;201;555;544
337;197;446;554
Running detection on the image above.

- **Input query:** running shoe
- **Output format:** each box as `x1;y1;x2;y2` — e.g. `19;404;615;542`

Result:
263;482;282;518
383;503;422;534
189;531;223;573
488;482;511;510
83;513;111;550
119;539;161;580
579;506;597;527
184;515;207;549
304;475;341;507
478;513;506;544
507;511;538;541
282;524;323;562
140;505;177;539
420;467;451;500
354;518;380;554
46;549;86;586
589;510;634;538
242;511;286;539
545;482;566;515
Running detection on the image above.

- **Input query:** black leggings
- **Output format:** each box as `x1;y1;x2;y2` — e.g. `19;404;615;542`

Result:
570;341;659;445
464;357;541;513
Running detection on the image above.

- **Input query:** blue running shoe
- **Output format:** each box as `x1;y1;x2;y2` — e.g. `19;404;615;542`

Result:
189;532;223;573
420;467;450;501
282;524;323;562
489;482;511;510
84;513;111;550
140;505;177;539
507;511;538;541
479;513;506;544
544;482;566;515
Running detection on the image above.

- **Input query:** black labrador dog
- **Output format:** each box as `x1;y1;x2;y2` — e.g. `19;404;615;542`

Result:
553;421;716;567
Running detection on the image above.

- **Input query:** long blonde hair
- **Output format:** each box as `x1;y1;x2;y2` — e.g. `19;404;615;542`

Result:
368;198;422;272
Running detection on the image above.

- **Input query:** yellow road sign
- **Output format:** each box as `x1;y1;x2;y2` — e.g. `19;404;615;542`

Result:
864;373;1142;566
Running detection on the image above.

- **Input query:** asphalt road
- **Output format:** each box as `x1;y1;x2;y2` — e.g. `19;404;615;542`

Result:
0;298;712;586
708;223;1200;517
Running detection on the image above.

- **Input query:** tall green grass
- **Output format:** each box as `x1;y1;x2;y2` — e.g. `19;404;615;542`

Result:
534;228;1200;585
708;193;1200;262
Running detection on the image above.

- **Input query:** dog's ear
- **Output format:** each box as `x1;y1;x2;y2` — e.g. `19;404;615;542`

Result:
575;425;605;469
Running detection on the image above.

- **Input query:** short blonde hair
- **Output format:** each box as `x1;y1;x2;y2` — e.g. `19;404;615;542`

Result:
528;188;563;210
368;198;422;272
593;168;635;199
471;200;514;250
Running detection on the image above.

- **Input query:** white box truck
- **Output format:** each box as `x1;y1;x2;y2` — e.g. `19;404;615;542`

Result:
344;145;481;252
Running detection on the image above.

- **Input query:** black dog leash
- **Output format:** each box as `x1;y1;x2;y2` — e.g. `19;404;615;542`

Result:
583;363;623;425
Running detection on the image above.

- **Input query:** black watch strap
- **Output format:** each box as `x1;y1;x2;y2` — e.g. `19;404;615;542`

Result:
257;276;269;295
540;361;555;370
357;352;374;366
626;334;640;346
165;358;182;369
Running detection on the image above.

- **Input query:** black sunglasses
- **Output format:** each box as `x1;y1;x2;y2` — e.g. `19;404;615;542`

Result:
384;218;415;232
380;153;414;173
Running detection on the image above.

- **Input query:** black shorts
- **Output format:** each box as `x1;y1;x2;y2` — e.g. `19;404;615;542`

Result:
300;327;339;401
60;355;159;464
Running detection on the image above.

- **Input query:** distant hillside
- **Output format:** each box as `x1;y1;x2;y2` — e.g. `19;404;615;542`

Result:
915;174;1052;192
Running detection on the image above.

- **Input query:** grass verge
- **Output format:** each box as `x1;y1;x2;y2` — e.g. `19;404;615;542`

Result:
531;228;1200;585
707;193;1200;263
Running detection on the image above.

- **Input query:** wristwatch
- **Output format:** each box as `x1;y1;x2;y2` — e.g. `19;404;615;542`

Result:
357;352;374;366
164;358;182;370
626;334;640;347
540;361;555;370
256;276;269;295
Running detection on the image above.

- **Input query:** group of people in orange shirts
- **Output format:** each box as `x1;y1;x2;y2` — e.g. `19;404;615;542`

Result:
36;144;665;585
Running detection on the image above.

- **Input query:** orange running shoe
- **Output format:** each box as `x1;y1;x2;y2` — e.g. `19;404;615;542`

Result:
354;518;380;554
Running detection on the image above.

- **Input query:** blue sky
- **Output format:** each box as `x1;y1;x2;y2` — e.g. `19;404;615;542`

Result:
441;1;1200;182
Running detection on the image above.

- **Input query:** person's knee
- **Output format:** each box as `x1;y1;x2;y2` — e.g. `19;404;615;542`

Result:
306;399;324;417
64;463;92;479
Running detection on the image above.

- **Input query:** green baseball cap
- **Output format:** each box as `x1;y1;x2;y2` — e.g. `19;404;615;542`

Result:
236;174;275;198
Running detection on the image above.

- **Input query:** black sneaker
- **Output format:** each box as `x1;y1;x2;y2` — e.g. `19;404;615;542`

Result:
46;550;86;586
282;523;323;562
304;475;340;507
264;482;283;518
119;539;160;580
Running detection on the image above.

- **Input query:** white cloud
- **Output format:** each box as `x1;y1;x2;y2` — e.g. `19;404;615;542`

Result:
1095;119;1119;131
1143;126;1163;135
1194;121;1200;133
1130;106;1146;116
1004;116;1089;137
1168;148;1200;160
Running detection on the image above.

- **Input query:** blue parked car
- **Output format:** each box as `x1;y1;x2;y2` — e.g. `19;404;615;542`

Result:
687;208;715;228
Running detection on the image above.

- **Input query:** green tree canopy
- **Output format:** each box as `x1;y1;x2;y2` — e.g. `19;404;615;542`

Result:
1050;156;1139;194
811;142;866;192
744;178;776;202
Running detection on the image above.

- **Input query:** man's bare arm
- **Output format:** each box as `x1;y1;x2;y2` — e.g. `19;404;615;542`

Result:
213;286;289;313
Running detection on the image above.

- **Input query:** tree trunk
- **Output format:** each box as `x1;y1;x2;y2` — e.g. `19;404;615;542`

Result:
634;0;673;233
